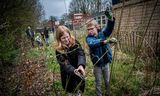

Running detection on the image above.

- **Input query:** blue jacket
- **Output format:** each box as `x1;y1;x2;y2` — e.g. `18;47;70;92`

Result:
86;19;115;66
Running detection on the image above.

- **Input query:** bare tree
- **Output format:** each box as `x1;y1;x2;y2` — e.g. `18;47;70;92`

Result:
69;0;111;15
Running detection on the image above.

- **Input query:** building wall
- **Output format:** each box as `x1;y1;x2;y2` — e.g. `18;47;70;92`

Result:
112;0;160;55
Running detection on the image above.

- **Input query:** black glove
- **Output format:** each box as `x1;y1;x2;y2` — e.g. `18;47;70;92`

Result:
104;2;112;20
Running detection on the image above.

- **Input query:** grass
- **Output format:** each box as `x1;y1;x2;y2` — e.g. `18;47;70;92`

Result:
25;33;157;96
44;46;145;95
110;60;143;95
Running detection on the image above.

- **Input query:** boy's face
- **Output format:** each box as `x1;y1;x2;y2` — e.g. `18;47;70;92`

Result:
87;25;97;36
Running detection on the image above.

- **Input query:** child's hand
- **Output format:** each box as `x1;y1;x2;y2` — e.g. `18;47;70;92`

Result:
104;2;112;20
109;37;117;43
77;65;85;76
103;37;117;44
105;10;112;20
74;69;81;76
74;69;84;79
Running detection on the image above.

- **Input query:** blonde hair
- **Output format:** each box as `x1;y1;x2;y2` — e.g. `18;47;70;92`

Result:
86;18;99;28
54;25;75;52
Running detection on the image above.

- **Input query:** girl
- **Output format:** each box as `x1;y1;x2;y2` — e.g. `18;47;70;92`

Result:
55;25;86;96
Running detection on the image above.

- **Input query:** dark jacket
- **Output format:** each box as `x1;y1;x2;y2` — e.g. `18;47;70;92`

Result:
44;27;49;38
55;40;86;93
86;19;115;67
26;28;34;38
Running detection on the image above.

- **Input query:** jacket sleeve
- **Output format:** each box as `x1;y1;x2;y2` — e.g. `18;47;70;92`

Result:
102;17;115;37
76;41;86;68
86;37;104;48
25;29;29;36
56;50;75;74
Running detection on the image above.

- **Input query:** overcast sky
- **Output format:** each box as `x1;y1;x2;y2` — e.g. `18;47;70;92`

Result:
40;0;72;19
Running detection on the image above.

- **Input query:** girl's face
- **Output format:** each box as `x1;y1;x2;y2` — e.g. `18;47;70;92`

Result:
60;32;70;46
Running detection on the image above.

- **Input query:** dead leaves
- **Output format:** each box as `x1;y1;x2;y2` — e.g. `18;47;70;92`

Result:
12;58;54;95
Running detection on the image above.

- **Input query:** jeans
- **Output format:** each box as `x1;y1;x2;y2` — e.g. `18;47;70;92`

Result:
93;64;110;96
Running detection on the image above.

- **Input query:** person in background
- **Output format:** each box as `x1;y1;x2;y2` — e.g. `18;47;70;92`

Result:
54;25;86;96
85;7;117;96
25;26;35;47
40;31;45;41
52;27;55;33
44;27;49;46
35;34;43;47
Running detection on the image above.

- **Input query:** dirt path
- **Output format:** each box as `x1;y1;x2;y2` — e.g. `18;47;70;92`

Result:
0;33;56;96
0;57;54;96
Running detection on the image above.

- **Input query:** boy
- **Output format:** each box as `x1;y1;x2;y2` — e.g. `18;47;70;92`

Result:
86;9;117;96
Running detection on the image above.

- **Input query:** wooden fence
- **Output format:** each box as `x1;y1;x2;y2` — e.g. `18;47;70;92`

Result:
112;0;160;56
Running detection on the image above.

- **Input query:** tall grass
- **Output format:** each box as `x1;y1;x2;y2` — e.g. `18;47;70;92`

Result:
26;33;158;95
